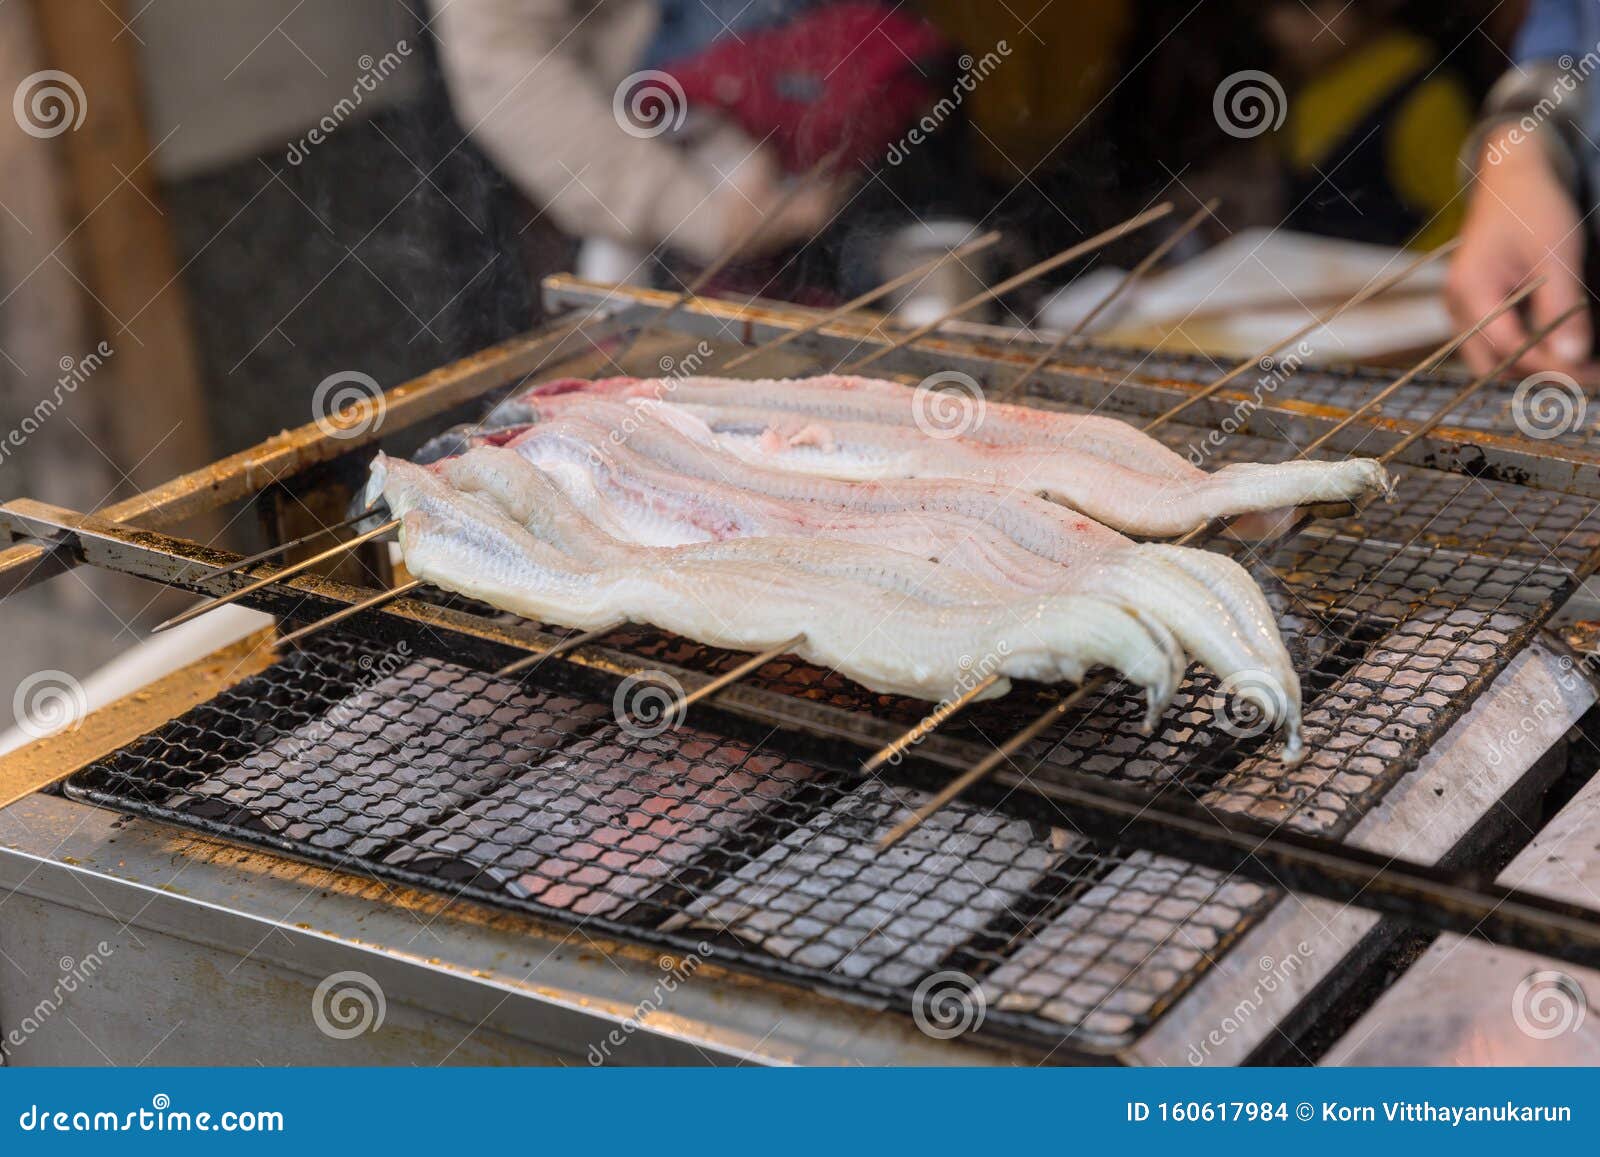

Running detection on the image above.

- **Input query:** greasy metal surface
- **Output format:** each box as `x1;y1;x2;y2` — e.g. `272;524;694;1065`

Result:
0;306;640;599
0;792;1022;1065
545;275;1600;499
1127;641;1591;1065
0;629;276;810
1325;746;1600;1065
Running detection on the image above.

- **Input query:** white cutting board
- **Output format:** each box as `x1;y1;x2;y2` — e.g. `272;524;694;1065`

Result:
1036;228;1452;361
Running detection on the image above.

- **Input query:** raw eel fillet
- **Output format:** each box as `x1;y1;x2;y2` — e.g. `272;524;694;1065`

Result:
662;778;1073;985
409;401;1304;758
373;451;1190;722
512;375;1389;538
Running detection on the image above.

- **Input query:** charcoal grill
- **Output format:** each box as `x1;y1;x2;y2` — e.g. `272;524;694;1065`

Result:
5;275;1600;1064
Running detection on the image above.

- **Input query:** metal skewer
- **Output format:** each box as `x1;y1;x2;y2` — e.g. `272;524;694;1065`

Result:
879;683;1094;849
997;199;1218;402
496;623;619;679
658;633;805;720
188;511;373;585
615;149;844;364
152;518;400;633
722;231;1004;371
878;278;1547;850
841;202;1176;373
1144;238;1458;434
1293;276;1543;461
1379;301;1587;465
276;578;425;647
862;671;1002;774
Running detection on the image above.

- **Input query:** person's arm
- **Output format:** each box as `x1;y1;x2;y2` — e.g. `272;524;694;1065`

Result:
426;0;835;263
1446;0;1591;373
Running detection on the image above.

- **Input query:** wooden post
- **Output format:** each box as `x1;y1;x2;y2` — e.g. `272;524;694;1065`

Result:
26;0;215;502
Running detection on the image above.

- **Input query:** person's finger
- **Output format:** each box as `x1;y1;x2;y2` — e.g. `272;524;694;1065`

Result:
1458;294;1532;375
1445;258;1500;374
1526;261;1592;368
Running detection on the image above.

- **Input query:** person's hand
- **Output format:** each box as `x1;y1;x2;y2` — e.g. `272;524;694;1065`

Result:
1446;127;1590;374
667;130;846;265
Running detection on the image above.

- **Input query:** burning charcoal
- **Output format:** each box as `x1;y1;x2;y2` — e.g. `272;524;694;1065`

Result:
385;725;817;918
182;658;607;857
664;780;1071;988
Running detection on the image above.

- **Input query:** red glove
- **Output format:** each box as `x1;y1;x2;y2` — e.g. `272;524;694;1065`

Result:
664;2;948;172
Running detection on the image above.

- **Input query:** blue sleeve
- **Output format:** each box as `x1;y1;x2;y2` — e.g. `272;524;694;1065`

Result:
1515;0;1583;62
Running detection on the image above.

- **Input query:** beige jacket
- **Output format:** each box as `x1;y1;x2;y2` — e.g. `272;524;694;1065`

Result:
426;0;742;256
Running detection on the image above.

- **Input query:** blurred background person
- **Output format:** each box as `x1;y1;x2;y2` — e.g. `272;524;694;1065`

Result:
426;0;957;296
1446;0;1596;374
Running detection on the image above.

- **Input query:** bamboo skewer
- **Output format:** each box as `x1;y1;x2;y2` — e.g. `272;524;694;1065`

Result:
878;684;1094;849
997;199;1218;403
659;634;805;721
722;232;1004;371
841;203;1176;373
1294;278;1542;461
145;151;834;647
860;232;1449;787
1171;276;1543;548
1379;301;1587;465
856;209;1216;773
496;623;619;679
276;578;425;647
861;671;1002;774
878;277;1548;850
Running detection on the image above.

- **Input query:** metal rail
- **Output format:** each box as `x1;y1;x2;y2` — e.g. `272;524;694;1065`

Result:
0;305;642;601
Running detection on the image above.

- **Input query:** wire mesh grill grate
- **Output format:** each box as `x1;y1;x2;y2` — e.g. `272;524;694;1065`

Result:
65;377;1600;1059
